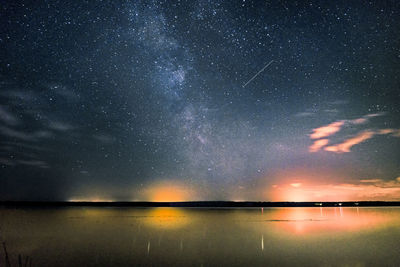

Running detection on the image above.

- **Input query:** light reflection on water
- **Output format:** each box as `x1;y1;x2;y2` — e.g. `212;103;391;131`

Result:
0;207;400;266
251;207;393;236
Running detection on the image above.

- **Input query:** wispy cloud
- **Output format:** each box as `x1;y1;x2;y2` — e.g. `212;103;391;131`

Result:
17;159;50;169
0;126;35;141
34;130;53;138
324;109;339;114
360;179;383;183
366;112;385;118
48;84;80;101
48;121;74;131
309;139;329;152
331;179;400;200
295;112;315;117
310;113;384;140
0;126;53;141
0;105;20;126
324;130;375;153
93;134;116;144
309;112;392;153
0;157;16;166
310;121;345;139
328;100;349;105
0;90;37;102
378;129;394;135
350;118;367;124
319;128;400;154
1;141;50;152
378;129;400;137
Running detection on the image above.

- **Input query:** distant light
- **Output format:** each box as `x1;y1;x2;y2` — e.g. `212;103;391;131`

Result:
67;198;114;202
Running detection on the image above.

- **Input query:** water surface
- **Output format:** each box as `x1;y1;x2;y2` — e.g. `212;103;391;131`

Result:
1;207;400;266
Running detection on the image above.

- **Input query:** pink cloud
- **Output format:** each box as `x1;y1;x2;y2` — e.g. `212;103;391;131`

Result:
365;112;385;118
308;112;399;154
350;113;384;125
309;113;383;140
310;121;345;139
309;139;329;152
393;130;400;137
350;118;367;124
378;129;395;135
324;131;375;153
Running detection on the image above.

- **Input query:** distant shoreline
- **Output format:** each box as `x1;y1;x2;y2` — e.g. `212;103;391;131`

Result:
1;201;400;208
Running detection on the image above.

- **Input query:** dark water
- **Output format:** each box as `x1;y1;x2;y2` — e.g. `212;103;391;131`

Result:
1;207;400;266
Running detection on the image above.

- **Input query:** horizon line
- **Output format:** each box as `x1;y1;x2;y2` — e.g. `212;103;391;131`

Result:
1;200;400;208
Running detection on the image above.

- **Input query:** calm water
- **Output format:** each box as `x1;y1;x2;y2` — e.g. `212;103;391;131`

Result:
1;207;400;266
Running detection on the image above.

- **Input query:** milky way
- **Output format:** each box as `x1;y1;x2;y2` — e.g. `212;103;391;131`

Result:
1;0;399;201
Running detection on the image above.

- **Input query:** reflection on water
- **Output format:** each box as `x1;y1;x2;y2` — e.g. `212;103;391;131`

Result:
0;207;400;266
257;207;392;235
144;208;190;229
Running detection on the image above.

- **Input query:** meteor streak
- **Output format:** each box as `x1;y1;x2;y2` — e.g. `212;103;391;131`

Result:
242;60;274;88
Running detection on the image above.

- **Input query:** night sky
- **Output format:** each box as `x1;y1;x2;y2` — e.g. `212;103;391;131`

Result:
1;0;400;201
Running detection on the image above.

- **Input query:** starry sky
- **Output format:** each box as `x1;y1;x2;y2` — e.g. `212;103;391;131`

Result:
1;0;400;201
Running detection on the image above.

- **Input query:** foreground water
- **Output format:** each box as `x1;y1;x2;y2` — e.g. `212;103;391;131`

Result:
1;207;400;266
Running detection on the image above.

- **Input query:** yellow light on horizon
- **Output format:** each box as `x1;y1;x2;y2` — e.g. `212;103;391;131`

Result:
67;198;114;202
150;187;187;202
143;181;195;202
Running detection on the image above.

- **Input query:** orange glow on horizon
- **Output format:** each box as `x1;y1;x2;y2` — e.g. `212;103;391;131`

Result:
269;181;400;202
143;181;195;202
265;168;400;202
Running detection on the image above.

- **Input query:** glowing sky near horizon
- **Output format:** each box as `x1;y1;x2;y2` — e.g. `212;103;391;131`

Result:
0;0;399;201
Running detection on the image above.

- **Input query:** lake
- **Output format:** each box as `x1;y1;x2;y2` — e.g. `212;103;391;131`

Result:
1;207;400;266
